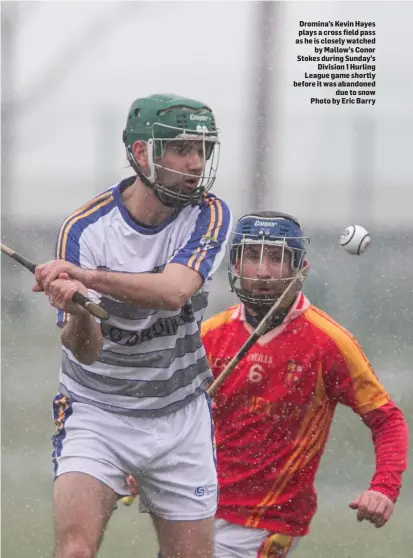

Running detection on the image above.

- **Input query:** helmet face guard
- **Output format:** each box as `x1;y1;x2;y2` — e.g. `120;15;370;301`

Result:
228;213;309;312
123;95;220;209
144;123;220;208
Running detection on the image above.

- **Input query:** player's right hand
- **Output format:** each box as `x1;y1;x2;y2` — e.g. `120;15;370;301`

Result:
45;272;89;317
349;490;394;528
33;259;86;293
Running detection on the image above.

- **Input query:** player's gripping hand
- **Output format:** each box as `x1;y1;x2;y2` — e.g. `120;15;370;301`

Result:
33;259;86;293
45;272;89;317
349;489;394;528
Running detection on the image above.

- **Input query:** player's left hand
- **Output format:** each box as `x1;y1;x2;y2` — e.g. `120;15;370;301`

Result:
349;490;394;528
33;259;87;293
45;272;90;316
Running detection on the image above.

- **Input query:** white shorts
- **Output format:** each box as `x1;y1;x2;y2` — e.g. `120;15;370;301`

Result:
51;392;217;521
214;519;301;558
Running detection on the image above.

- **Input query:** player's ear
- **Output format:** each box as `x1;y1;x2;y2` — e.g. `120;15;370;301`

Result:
231;248;239;273
132;141;148;167
234;255;242;274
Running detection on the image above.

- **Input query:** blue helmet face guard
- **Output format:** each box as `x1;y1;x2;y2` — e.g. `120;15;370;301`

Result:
228;213;309;311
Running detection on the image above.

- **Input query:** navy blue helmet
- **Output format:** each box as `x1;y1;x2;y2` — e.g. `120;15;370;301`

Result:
228;211;309;310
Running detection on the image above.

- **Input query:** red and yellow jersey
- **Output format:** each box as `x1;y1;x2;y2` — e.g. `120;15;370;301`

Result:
201;294;390;536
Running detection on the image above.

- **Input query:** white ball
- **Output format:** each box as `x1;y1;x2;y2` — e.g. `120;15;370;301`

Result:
340;225;371;255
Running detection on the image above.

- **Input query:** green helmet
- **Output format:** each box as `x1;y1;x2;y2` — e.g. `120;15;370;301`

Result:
122;94;220;209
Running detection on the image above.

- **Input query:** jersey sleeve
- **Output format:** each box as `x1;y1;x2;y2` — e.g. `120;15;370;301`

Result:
170;196;232;281
54;219;99;328
362;401;408;502
323;333;390;415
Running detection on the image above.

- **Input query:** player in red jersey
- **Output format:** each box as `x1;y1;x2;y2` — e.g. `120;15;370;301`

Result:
201;211;408;558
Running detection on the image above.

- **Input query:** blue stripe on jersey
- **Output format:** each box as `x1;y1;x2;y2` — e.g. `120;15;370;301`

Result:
171;194;231;281
55;190;114;260
55;192;115;263
55;191;116;326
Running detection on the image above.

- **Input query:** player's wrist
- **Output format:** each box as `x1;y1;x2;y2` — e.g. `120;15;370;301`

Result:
82;269;99;291
67;302;92;320
369;484;398;503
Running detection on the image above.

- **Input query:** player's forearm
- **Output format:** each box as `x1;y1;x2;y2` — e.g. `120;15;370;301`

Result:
84;270;190;311
362;401;408;502
61;311;103;365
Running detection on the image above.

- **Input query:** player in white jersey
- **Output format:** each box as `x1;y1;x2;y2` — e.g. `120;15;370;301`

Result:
32;94;232;558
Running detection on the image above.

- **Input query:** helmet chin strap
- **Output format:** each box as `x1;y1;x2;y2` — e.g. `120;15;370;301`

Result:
125;141;205;210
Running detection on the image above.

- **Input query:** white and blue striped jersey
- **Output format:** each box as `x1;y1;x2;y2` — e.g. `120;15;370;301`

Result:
55;177;232;417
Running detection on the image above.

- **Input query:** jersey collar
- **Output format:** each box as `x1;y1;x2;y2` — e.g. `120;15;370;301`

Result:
236;292;310;344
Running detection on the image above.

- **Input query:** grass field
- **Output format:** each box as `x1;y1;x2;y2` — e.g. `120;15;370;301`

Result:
2;325;412;557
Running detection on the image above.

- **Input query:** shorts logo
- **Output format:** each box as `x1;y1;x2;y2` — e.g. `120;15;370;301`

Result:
194;484;217;497
200;235;219;251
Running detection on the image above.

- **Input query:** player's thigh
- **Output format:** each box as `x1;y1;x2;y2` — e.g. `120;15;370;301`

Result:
152;515;214;558
214;519;301;558
139;394;218;522
53;472;118;555
51;393;137;555
139;394;216;557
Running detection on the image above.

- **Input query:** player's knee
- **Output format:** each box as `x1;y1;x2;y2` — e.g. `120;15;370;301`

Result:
54;536;96;558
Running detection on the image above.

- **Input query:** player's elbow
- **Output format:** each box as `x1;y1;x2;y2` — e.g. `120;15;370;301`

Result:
74;352;96;366
71;340;102;366
160;265;203;310
61;329;103;366
163;289;191;311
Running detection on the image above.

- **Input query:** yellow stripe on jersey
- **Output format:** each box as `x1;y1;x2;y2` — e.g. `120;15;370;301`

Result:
58;194;114;261
305;306;389;414
200;305;238;338
245;398;326;527
56;192;113;326
247;404;332;528
194;198;224;273
56;191;113;259
187;198;217;270
255;407;332;524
